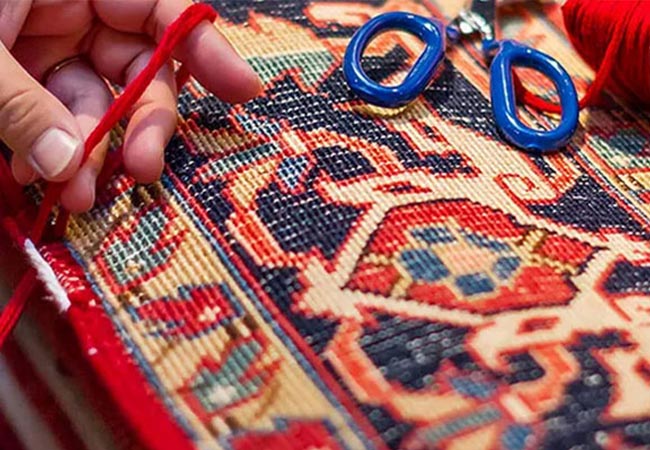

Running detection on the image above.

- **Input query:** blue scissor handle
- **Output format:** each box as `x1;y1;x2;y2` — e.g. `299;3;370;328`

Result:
343;12;445;108
489;40;579;153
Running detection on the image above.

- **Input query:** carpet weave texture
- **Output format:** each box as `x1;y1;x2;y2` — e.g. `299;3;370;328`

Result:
16;1;650;449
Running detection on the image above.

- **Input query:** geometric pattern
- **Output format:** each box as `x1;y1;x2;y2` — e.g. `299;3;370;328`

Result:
25;1;650;449
346;200;595;313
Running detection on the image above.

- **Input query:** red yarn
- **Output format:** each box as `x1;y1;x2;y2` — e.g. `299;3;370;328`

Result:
0;269;36;345
2;1;647;347
0;3;218;348
564;0;649;107
32;3;218;243
517;0;648;113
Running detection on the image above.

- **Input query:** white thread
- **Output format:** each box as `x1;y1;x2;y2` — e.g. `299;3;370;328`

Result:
24;239;71;312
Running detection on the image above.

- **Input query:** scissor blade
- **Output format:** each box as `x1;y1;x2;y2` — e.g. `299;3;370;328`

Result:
469;0;496;27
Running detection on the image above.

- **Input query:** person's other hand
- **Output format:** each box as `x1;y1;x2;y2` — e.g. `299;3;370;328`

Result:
0;0;262;212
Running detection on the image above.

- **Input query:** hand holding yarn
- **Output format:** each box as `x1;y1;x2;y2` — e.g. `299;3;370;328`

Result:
0;0;262;213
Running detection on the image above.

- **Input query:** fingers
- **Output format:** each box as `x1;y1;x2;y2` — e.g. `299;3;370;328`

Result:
0;1;31;47
11;34;83;81
93;0;262;103
122;52;177;184
86;25;153;85
0;43;83;182
45;60;113;213
87;26;178;184
20;0;94;37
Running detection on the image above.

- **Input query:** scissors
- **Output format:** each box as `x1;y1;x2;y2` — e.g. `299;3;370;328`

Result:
343;0;579;152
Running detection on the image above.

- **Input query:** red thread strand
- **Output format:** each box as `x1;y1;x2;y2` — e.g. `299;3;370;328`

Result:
517;0;647;114
0;269;36;345
96;149;125;189
0;155;26;214
2;217;28;247
0;3;218;348
175;65;192;91
3;1;648;347
31;3;218;243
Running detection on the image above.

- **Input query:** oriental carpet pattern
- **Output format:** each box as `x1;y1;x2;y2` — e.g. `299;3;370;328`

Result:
19;1;650;449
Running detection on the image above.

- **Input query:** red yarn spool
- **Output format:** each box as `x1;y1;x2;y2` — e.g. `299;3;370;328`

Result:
562;0;650;107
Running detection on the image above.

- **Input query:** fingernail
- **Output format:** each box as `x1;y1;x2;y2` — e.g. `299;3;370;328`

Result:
245;62;263;89
254;73;264;94
28;128;81;179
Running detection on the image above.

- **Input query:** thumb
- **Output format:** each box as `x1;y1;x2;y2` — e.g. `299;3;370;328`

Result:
0;44;83;182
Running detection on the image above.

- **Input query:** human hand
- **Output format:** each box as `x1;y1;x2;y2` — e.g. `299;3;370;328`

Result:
0;0;262;212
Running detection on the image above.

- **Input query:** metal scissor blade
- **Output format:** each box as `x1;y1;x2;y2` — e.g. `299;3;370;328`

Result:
450;0;496;42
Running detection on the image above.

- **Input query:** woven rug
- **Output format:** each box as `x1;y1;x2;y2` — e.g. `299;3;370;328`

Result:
4;1;650;449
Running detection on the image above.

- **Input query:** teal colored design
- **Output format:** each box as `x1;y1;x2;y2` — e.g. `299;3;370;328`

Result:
416;406;501;445
104;207;178;285
203;142;281;177
277;156;310;189
591;129;650;170
236;113;281;135
191;340;267;412
249;51;336;88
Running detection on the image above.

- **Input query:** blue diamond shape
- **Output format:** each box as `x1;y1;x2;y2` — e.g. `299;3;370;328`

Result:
456;273;495;296
493;256;521;280
400;248;449;283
